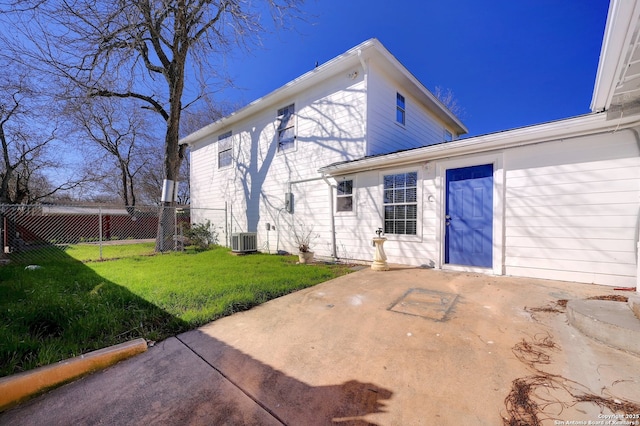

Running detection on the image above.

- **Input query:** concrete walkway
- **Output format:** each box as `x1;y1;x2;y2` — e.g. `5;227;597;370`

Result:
1;267;639;425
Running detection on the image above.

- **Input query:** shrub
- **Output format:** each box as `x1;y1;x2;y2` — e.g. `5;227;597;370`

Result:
184;220;219;250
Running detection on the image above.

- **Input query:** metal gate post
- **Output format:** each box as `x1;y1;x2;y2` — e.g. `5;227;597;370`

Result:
174;206;178;251
225;202;228;248
99;207;103;260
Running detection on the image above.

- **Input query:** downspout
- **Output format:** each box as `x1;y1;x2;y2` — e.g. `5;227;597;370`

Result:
629;125;640;293
611;120;640;293
322;174;338;260
357;49;369;155
357;49;367;74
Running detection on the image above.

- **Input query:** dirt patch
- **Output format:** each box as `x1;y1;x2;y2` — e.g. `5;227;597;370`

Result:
526;295;627;320
586;295;628;303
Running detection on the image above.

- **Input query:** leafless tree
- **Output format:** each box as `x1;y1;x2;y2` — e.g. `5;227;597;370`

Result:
434;86;465;119
0;67;82;204
70;98;159;207
0;0;303;249
176;98;240;205
0;1;303;193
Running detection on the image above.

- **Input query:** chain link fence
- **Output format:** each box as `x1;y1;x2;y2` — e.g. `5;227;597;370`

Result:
0;204;228;264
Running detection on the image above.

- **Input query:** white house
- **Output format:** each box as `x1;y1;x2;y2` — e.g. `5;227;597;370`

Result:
182;38;466;253
182;0;640;291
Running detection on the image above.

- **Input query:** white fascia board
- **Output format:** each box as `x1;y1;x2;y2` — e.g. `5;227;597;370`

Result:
369;43;468;135
180;39;378;147
591;0;640;112
319;112;640;175
180;38;467;146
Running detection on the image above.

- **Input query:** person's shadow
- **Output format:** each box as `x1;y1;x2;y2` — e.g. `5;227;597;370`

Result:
1;331;392;425
179;330;393;425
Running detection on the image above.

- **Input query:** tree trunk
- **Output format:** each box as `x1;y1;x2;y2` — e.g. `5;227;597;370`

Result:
155;63;185;252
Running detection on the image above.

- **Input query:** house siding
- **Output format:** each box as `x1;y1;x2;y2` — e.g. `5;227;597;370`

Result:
366;64;450;156
333;165;438;267
329;126;640;287
190;72;368;255
502;129;640;287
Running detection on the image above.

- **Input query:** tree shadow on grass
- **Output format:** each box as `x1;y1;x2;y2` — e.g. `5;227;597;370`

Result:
1;250;393;424
0;249;188;378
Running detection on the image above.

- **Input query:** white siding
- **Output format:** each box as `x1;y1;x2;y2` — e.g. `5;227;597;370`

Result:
366;64;450;156
503;130;640;286
331;126;639;287
333;165;440;267
190;73;367;255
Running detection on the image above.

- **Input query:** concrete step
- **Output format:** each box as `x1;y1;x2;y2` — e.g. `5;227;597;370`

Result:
630;294;640;320
566;299;640;357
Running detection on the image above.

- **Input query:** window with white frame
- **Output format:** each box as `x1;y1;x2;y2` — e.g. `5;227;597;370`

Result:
336;178;353;212
218;131;233;168
383;171;417;235
396;92;405;125
277;104;295;151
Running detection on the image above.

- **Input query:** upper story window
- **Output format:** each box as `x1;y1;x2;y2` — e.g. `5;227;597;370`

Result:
396;92;405;125
444;130;453;142
383;171;417;235
336;178;353;212
277;104;295;151
218;131;233;169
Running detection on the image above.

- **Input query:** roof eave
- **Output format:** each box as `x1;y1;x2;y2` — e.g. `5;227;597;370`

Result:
319;112;639;176
590;0;640;112
180;39;379;146
369;43;468;135
180;38;468;146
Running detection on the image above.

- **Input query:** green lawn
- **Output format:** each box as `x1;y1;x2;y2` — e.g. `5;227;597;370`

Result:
0;245;352;377
66;241;157;261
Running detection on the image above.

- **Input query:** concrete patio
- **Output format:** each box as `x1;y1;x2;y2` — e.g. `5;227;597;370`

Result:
1;266;639;425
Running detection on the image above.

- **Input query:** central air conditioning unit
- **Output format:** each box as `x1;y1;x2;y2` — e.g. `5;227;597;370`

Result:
231;232;258;253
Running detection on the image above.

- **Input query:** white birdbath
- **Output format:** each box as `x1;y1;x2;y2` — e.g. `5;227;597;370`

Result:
371;237;390;271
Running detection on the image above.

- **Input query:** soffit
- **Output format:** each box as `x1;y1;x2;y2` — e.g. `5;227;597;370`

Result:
591;0;640;115
609;20;640;114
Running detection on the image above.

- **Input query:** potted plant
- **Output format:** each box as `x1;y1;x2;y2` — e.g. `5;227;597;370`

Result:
293;221;319;264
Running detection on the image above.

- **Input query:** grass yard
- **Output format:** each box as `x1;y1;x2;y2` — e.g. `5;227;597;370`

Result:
0;245;352;377
66;241;157;261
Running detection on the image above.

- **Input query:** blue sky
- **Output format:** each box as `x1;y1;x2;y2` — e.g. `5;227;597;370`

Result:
216;0;611;138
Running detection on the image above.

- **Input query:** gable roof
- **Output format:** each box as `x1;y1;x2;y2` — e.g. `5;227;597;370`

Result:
180;38;467;146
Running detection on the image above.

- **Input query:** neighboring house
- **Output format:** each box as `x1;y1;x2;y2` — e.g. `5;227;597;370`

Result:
182;0;640;291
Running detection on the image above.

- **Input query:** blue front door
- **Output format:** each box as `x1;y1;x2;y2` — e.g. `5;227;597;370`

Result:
445;164;493;267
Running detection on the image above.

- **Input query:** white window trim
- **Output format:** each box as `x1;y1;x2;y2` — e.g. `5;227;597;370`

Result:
276;103;297;153
335;175;356;216
217;131;233;169
379;167;422;242
435;153;504;276
396;92;406;127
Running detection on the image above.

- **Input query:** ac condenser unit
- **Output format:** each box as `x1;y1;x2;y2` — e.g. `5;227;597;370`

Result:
231;232;258;253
